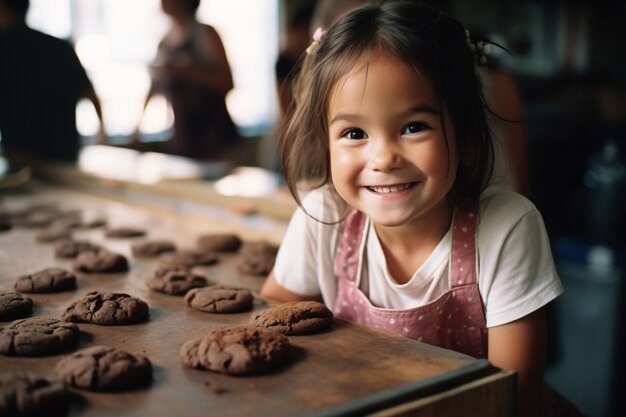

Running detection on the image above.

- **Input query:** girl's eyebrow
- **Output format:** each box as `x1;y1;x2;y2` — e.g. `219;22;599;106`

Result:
329;104;441;126
408;104;441;116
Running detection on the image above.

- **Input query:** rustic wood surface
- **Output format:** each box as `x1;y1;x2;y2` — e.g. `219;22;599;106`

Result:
0;183;497;417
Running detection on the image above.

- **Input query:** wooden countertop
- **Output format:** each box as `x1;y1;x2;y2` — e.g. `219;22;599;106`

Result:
31;149;298;223
0;183;515;417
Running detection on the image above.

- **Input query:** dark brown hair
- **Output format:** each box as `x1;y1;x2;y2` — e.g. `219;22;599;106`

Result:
280;0;494;214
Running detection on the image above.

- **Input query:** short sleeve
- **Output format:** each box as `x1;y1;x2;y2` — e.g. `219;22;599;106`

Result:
477;189;564;327
273;187;343;303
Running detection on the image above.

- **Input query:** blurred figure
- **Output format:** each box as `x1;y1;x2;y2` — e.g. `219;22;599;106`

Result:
275;0;372;122
0;0;106;163
134;0;242;163
275;2;315;120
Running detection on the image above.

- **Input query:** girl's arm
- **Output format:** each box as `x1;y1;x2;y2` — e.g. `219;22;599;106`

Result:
261;271;322;303
488;307;547;417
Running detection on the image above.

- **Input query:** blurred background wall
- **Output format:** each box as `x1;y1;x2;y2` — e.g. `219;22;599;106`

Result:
2;1;624;416
445;4;624;417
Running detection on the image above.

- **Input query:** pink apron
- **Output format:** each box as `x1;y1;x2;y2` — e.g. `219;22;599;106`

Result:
332;206;585;416
333;204;488;359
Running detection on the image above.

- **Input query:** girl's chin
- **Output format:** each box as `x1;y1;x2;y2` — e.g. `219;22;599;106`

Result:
361;208;415;227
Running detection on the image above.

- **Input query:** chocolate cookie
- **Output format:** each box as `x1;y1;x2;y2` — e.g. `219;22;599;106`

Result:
50;216;81;230
105;227;146;238
197;233;242;252
35;227;73;243
0;292;33;321
14;268;76;293
55;345;152;391
55;216;106;230
252;301;333;335
146;265;208;295
73;249;129;273
185;285;253;313
237;241;279;276
11;212;56;228
62;291;149;325
131;240;177;257
159;249;218;268
0;317;79;356
78;217;107;229
180;326;290;375
0;372;68;417
54;239;102;259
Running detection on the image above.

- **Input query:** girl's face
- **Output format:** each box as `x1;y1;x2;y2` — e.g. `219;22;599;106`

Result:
327;52;458;229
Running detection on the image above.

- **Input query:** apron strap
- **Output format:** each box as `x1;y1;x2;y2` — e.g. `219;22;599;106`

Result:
450;202;479;288
334;209;366;282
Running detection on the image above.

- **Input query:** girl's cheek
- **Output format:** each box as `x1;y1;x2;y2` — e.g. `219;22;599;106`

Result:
330;149;354;179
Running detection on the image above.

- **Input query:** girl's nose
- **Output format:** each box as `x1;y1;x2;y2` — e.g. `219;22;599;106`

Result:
367;137;404;172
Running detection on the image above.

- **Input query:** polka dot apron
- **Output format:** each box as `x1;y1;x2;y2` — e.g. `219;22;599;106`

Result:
333;204;488;359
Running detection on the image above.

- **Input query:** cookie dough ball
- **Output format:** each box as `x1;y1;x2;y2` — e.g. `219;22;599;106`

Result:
35;227;72;243
131;240;177;257
0;317;79;356
14;268;76;293
146;265;208;295
105;227;146;238
54;239;102;259
196;233;242;252
252;301;333;335
237;241;278;276
185;285;253;313
73;249;129;273
62;291;149;325
159;249;218;268
180;326;290;375
0;292;33;321
0;372;68;417
55;345;152;391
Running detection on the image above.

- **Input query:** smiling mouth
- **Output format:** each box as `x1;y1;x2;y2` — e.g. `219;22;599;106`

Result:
366;183;416;194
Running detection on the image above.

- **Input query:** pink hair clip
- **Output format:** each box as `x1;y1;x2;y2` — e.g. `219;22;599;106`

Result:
312;27;326;42
306;27;327;55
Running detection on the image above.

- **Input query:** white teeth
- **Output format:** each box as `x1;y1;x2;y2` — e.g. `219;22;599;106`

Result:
368;183;413;193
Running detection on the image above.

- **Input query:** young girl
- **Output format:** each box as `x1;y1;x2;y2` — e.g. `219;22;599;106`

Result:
261;2;564;416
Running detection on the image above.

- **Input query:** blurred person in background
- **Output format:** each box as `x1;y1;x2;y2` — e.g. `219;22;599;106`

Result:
275;0;371;124
0;0;106;164
275;2;315;122
133;0;242;164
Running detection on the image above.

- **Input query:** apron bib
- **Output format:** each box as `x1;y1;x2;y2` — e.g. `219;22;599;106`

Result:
332;205;584;416
333;204;488;358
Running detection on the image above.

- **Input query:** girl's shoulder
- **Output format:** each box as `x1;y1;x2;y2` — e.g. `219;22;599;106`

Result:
299;184;348;224
478;185;540;224
300;184;346;212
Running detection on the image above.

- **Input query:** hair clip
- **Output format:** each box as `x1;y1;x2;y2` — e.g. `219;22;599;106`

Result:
464;28;491;65
306;27;327;55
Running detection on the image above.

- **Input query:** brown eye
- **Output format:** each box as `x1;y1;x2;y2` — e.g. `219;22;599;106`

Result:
343;128;366;140
402;122;429;135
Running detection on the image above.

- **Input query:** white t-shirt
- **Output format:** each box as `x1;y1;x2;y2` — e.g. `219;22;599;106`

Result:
273;185;564;328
